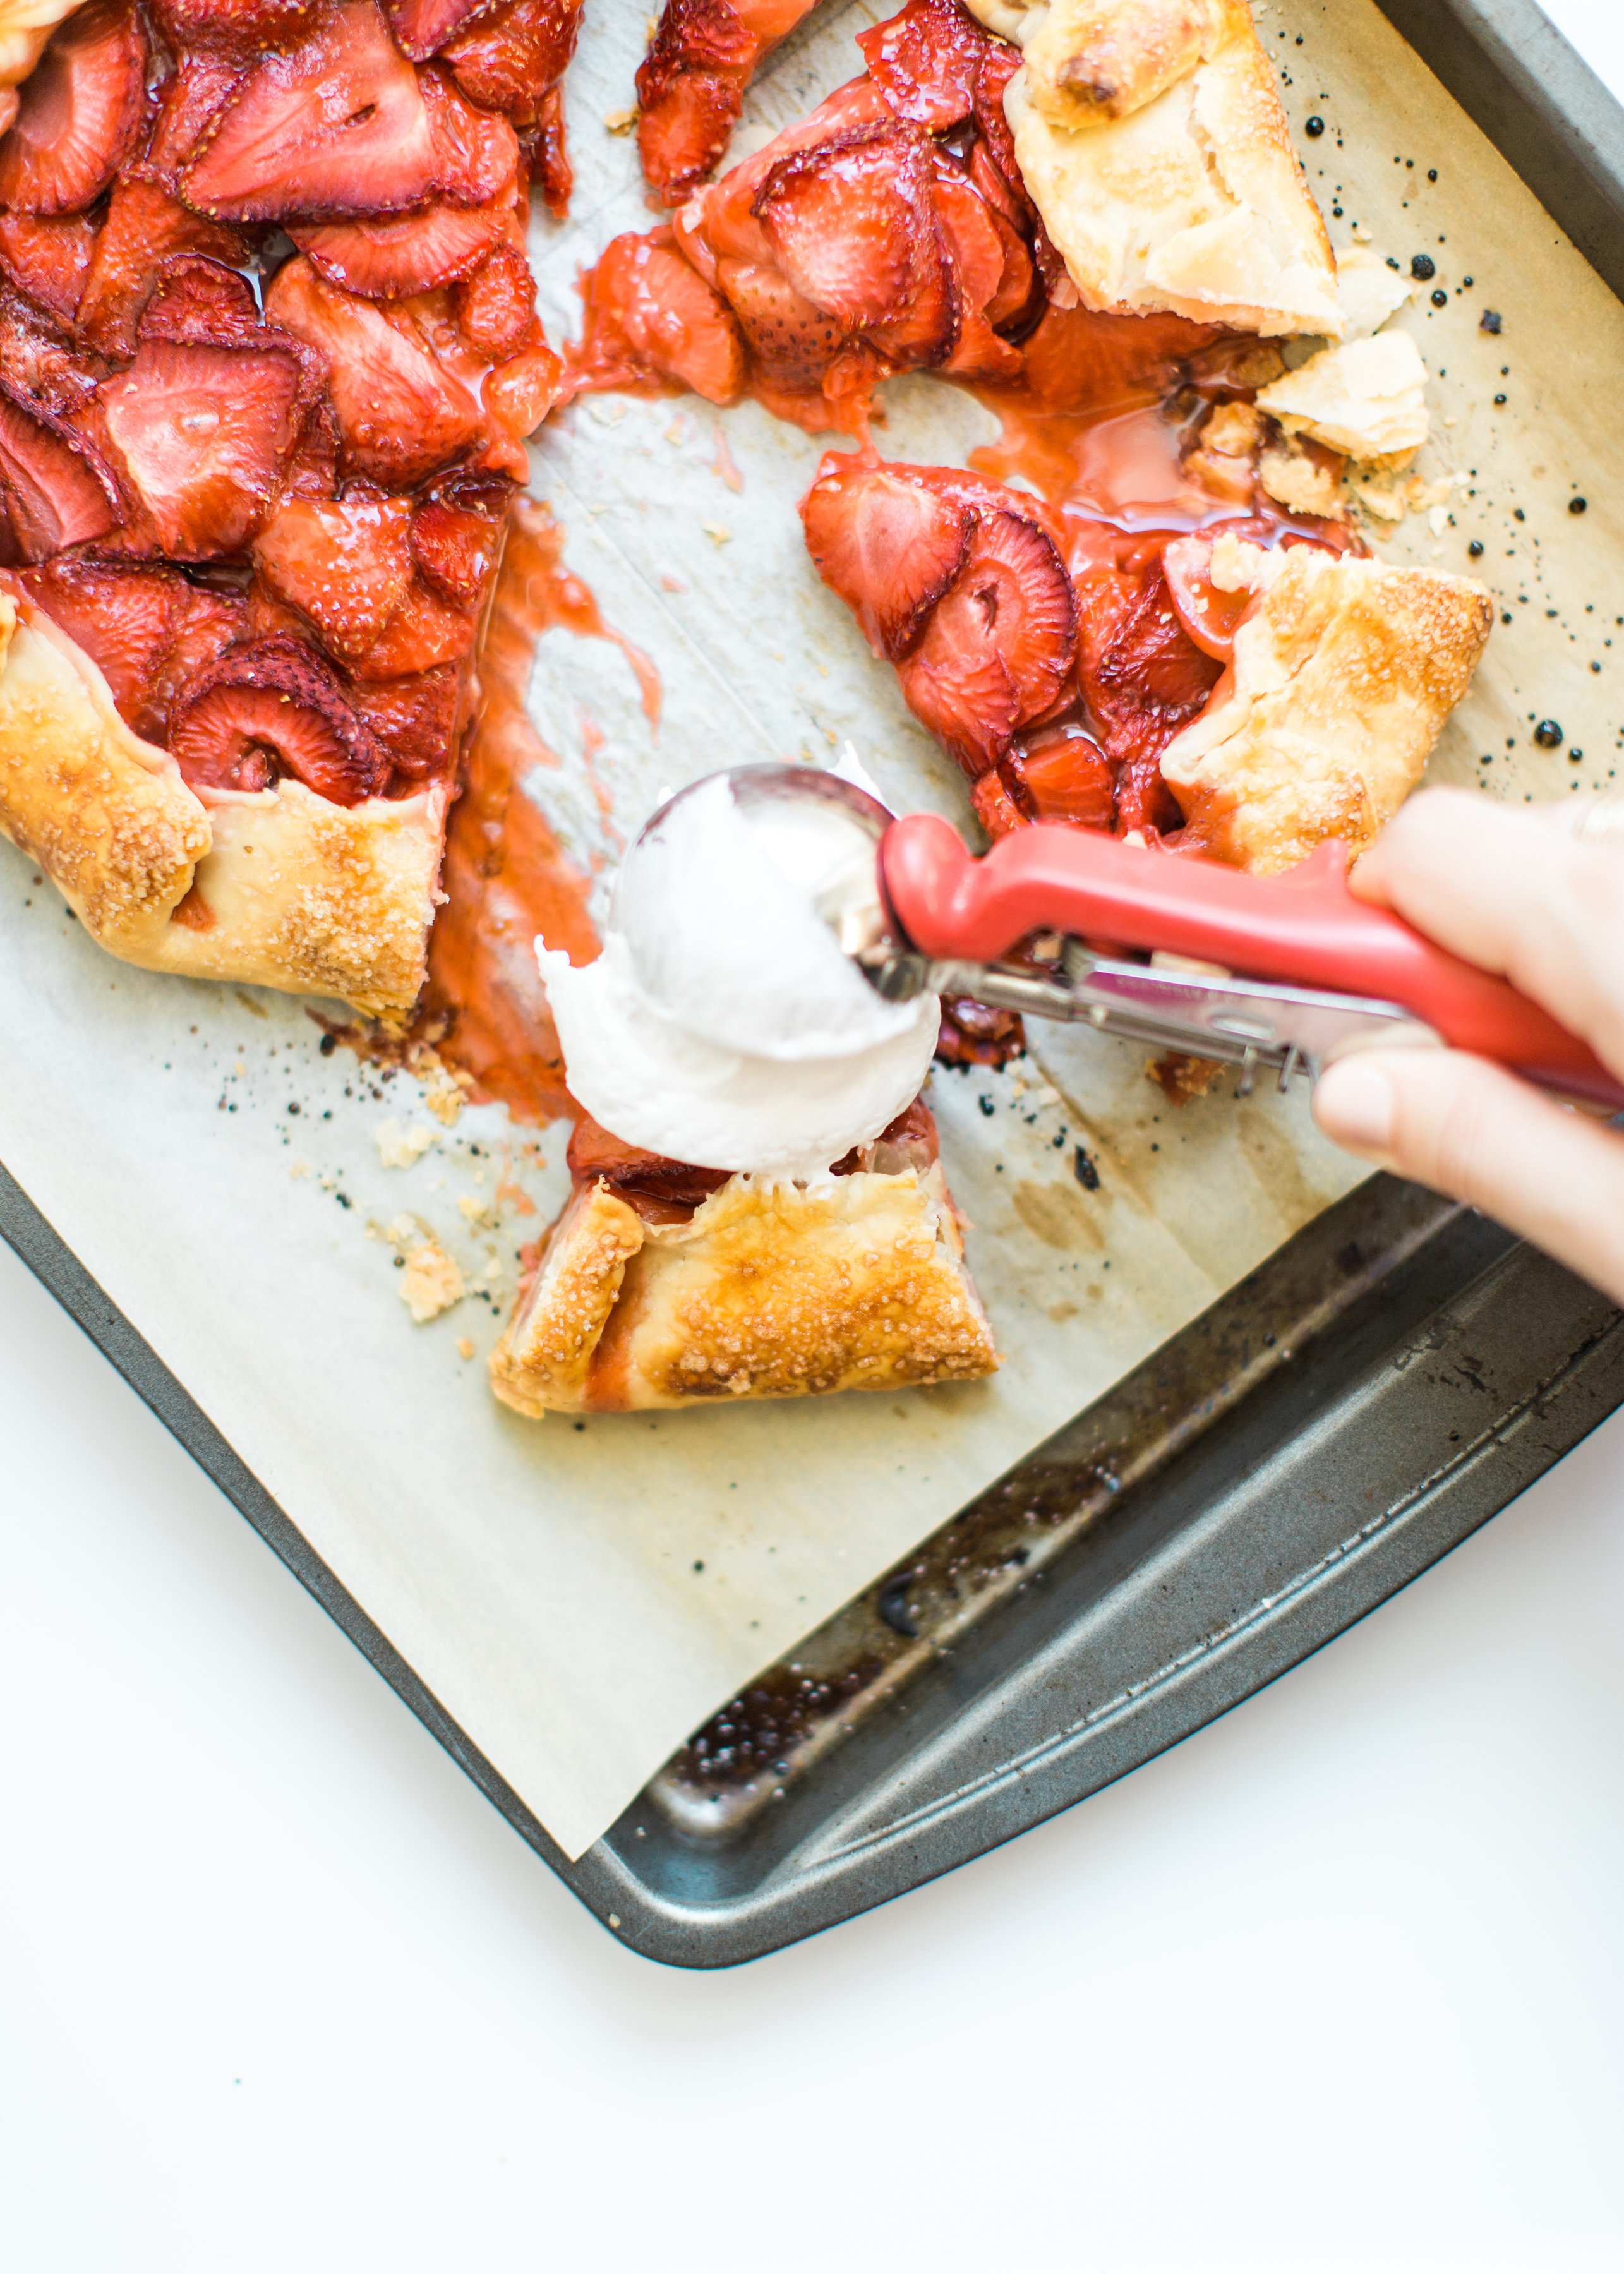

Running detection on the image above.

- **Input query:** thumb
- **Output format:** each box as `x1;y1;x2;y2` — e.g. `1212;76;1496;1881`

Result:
1312;1047;1624;1306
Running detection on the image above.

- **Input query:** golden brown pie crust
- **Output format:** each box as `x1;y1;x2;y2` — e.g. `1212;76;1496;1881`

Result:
491;1165;1001;1416
0;582;445;1020
1160;547;1494;874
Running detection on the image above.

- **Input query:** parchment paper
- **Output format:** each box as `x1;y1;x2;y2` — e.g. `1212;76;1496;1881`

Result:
2;0;1620;1862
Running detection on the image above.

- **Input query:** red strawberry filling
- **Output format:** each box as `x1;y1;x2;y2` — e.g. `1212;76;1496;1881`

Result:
856;0;989;130
97;337;306;559
0;212;95;329
171;635;392;804
568;229;745;407
253;487;416;659
636;0;757;208
409;491;503;605
754;122;959;370
452;238;536;362
76;181;255;359
21;555;246;743
291;198;507;299
802;455;973;662
0;0;147;218
386;0;493;59
0;390;119;560
179;0;517;224
265;257;484;486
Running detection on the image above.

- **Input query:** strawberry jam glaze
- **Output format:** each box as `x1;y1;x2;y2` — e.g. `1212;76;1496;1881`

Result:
416;500;662;1125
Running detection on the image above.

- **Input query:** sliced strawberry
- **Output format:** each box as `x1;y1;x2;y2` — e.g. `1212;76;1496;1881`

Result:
181;2;442;224
1078;558;1222;825
528;83;572;219
636;0;754;205
77;181;255;358
442;0;584;130
754;121;959;368
347;660;463;777
0;0;146;218
934;994;1025;1067
0;389;119;561
0;212;93;328
386;0;493;56
291;196;506;299
716;256;845;394
421;64;522;207
1005;726;1115;829
899;639;1016;778
409;493;502;605
253;488;416;662
969;767;1023;842
21;557;186;737
482;332;560;438
145;51;246;185
20;556;246;741
153;0;323;53
265;256;483;484
898;510;1075;774
344;573;474;681
452;238;535;361
171;635;392;805
934;162;1021;380
135;255;265;347
801;453;972;661
570;230;745;406
160;581;251;726
0;285;104;419
858;0;990;131
1161;526;1268;663
97;338;304;560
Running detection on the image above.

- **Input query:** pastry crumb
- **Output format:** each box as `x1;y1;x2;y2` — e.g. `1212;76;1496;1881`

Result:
703;520;732;544
400;1239;464;1323
289;1158;310;1180
375;1117;438;1168
456;1337;476;1360
604;106;638;135
457;1193;493;1225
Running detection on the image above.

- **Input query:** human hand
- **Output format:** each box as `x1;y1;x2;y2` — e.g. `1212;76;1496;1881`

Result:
1311;787;1624;1305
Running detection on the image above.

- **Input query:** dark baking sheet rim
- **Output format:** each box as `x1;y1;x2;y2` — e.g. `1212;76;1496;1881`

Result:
3;0;1623;1970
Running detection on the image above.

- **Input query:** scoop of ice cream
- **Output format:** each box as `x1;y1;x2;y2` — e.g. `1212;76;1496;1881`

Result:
539;769;939;1180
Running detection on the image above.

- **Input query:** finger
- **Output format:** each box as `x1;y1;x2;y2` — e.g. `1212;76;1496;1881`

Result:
1349;790;1624;1078
1313;1046;1624;1306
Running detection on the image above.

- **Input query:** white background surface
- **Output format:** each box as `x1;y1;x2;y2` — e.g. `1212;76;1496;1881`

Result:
4;6;1624;2268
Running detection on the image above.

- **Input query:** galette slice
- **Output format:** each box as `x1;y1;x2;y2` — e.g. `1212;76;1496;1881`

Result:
491;1105;999;1415
802;454;1493;871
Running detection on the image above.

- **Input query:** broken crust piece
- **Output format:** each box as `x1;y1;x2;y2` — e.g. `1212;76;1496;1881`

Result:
1256;330;1429;462
0;581;447;1020
1159;542;1493;874
965;0;1342;335
490;1165;1000;1416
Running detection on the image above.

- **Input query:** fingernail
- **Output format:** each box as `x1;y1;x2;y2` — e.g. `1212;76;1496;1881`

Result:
1314;1058;1397;1154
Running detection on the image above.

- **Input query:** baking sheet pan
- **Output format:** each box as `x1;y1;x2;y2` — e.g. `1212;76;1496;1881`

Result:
3;0;1623;1957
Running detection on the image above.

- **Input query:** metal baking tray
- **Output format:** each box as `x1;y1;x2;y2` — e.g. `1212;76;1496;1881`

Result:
4;0;1623;1968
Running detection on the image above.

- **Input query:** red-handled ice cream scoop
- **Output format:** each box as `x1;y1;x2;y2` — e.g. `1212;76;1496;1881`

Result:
877;811;1623;1110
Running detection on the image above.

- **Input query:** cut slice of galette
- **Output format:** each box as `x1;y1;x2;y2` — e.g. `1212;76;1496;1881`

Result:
802;454;1493;872
0;0;563;1022
490;1103;999;1416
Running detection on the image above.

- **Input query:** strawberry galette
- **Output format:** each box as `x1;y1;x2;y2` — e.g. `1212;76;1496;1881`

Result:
491;1104;997;1414
0;0;565;1020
